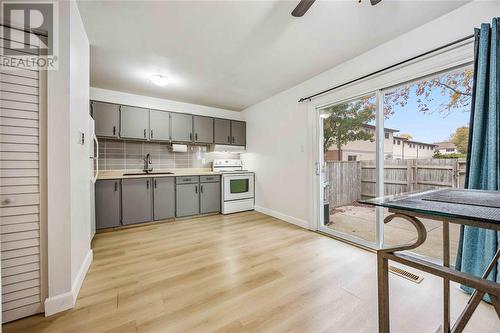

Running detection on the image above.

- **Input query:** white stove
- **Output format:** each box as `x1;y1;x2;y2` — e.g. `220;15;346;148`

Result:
213;159;254;214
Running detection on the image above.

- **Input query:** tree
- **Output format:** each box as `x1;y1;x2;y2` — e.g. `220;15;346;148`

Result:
384;67;473;117
323;97;375;155
450;126;469;154
399;133;413;139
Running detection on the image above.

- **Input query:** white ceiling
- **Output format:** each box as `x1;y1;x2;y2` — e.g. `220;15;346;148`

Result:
77;0;469;111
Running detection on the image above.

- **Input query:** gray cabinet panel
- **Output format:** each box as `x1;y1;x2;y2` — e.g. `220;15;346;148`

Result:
92;102;119;138
176;183;199;217
200;182;220;214
149;110;170;141
231;121;246;146
120;105;150;140
171;113;193;142
122;178;153;225
200;175;220;183
153;177;175;220
176;176;199;184
214;118;231;144
193;116;213;143
95;180;121;229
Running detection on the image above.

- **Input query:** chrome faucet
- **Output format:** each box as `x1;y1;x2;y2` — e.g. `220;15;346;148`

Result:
143;153;153;173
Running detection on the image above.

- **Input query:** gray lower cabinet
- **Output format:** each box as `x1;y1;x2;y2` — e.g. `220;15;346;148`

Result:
120;105;150;140
176;181;199;217
171;112;193;142
153;177;175;220
193;116;213;143
149;110;170;141
214;118;231;144
121;178;153;225
92;101;120;138
200;180;220;214
231;120;246;146
95;179;121;229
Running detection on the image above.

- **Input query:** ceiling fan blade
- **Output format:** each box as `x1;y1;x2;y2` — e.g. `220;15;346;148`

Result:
291;0;316;17
370;0;382;5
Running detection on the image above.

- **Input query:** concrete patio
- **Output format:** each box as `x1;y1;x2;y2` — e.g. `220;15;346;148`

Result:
327;204;461;264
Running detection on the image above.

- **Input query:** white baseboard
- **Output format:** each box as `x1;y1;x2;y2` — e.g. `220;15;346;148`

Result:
255;206;310;229
44;291;73;316
44;249;93;316
71;249;93;304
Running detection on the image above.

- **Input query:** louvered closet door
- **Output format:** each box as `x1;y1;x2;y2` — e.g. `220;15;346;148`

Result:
0;25;45;322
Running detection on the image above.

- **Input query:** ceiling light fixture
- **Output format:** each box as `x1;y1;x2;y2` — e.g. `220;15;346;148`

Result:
150;74;169;87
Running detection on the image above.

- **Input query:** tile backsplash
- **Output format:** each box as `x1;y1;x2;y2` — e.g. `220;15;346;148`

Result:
97;138;238;171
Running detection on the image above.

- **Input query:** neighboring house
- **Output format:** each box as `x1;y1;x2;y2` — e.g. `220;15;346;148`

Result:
393;137;437;159
435;141;459;154
325;125;437;161
325;124;398;161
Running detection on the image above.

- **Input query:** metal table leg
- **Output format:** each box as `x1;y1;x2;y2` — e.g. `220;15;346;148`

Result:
451;246;500;332
443;220;450;332
377;213;428;333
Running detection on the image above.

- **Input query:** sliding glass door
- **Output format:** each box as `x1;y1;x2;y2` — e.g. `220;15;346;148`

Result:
318;64;473;260
318;93;384;248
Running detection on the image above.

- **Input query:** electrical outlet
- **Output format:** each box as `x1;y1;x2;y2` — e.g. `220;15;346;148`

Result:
78;131;85;145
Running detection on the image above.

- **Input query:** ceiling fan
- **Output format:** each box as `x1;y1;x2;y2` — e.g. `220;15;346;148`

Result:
291;0;383;17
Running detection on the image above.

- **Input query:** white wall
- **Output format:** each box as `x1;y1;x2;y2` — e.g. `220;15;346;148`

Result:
45;0;92;316
241;1;500;229
69;0;92;297
90;87;243;120
46;0;72;312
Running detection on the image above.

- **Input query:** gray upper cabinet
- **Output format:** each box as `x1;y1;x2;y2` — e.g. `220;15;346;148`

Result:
200;180;220;214
92;101;120;138
214;118;231;144
120;105;150;140
193;116;213;143
95;179;121;229
153;177;175;220
149;110;170;141
231;121;246;146
91;100;246;146
121;178;153;225
171;113;193;142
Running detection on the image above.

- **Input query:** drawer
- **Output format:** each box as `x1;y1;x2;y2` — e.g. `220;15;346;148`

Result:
176;176;199;184
200;175;220;183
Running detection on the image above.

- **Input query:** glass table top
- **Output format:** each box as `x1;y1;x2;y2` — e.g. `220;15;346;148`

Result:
359;189;500;225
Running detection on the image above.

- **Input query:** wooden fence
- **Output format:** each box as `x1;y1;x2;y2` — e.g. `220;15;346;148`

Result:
326;158;466;208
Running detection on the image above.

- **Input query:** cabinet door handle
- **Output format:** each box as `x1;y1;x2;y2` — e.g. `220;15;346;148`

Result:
113;126;116;136
114;181;118;191
232;136;235;144
195;185;198;194
151;129;153;138
190;133;193;141
154;179;157;188
144;129;147;138
195;133;198;141
228;135;231;143
200;185;203;193
146;180;149;189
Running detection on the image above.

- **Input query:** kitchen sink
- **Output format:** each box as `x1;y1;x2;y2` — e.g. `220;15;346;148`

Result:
122;171;175;176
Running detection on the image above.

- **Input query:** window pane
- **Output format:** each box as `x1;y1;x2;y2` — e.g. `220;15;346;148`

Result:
230;179;249;193
382;65;473;262
321;94;379;244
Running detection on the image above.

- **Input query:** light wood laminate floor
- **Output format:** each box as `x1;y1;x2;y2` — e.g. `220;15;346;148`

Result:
4;211;499;332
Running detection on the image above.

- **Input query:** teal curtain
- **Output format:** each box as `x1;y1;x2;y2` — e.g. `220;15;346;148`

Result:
455;17;500;299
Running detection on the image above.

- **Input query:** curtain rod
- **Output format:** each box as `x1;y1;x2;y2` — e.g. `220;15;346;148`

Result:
298;34;475;103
